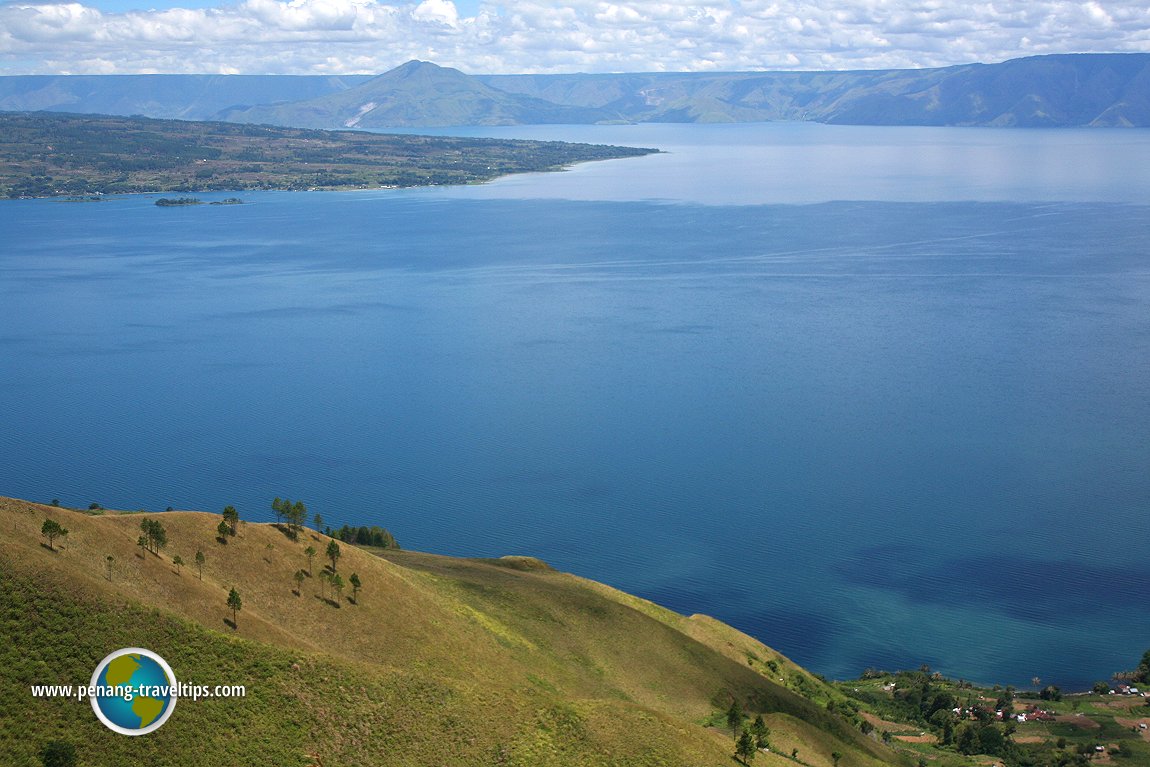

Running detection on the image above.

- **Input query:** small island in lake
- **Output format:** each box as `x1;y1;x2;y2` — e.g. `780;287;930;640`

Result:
155;197;203;206
0;111;659;199
154;196;244;206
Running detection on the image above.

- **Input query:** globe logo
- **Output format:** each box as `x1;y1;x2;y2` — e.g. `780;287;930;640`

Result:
89;648;178;735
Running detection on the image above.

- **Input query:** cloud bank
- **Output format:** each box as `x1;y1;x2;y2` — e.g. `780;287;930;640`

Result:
2;0;1149;74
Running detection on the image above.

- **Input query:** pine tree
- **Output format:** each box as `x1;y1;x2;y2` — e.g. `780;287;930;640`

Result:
195;549;205;579
289;501;307;538
750;714;770;749
227;588;242;628
172;555;183;574
349;572;361;604
40;519;68;550
736;729;756;764
326;539;341;572
222;505;239;535
139;518;167;554
727;699;743;740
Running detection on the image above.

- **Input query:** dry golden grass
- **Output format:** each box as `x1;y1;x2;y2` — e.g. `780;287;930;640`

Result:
1;496;905;766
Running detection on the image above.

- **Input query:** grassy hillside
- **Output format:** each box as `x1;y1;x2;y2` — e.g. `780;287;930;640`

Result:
0;496;904;767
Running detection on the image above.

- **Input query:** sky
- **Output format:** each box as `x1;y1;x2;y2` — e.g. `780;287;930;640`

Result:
1;0;1148;75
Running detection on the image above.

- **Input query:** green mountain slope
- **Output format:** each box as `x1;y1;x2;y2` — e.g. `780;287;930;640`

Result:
217;60;613;129
1;496;905;766
482;53;1150;127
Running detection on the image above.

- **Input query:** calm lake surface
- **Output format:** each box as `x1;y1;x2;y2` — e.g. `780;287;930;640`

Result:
3;123;1150;688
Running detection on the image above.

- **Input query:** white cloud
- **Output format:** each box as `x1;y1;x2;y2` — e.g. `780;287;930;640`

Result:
411;0;459;27
0;0;1148;74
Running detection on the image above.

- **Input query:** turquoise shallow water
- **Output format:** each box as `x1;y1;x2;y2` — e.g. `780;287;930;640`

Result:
3;124;1150;688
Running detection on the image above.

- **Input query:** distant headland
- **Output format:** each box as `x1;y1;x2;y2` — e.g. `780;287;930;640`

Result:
0;111;658;199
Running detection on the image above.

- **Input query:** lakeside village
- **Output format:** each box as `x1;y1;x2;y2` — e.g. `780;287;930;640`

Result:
877;680;1148;726
840;658;1150;764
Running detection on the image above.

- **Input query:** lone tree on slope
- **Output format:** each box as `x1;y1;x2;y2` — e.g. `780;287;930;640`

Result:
326;540;341;573
195;549;205;580
349;572;362;604
227;588;242;628
726;699;743;740
750;714;770;749
288;501;306;539
736;729;756;764
221;505;239;536
293;569;306;596
41;519;68;550
304;546;317;576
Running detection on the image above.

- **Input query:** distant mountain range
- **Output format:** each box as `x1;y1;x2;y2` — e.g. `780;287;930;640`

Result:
218;60;609;129
3;53;1149;128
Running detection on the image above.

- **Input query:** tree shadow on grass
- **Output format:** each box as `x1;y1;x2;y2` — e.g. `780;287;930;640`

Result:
223;618;237;630
273;524;299;542
313;594;340;609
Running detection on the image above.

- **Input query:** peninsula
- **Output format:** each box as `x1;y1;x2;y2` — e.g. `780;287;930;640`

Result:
0;111;658;199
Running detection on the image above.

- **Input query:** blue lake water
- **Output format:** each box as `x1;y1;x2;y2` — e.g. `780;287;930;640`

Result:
3;123;1150;688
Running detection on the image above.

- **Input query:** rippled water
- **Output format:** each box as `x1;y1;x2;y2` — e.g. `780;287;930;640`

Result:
3;124;1149;688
